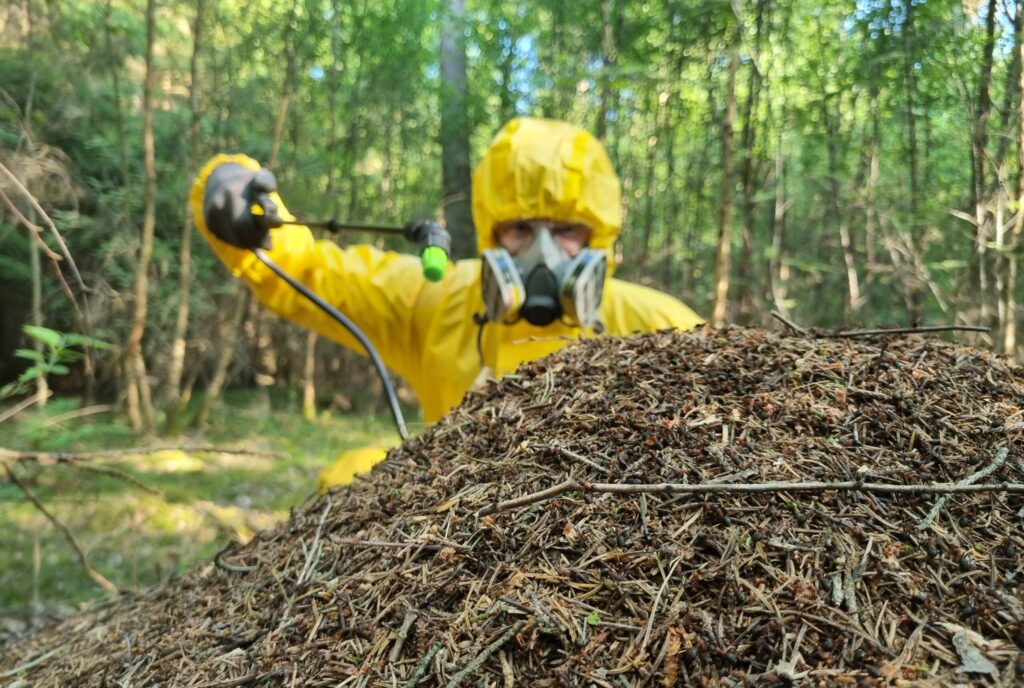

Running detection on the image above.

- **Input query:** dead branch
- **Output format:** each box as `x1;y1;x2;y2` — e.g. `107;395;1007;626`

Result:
405;642;444;688
0;445;287;467
3;463;120;597
0;171;86;329
193;669;289;688
916;447;1009;531
444;619;530;688
767;311;988;339
37;404;115;427
0;161;87;295
69;461;161;496
0;645;68;680
770;310;809;335
827;325;990;338
329;537;470;552
0;390;52;425
0;186;63;261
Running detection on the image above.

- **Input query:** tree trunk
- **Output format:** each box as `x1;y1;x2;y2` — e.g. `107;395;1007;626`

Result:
440;0;474;258
823;97;860;316
1005;7;1024;357
864;69;881;291
302;331;318;422
662;93;678;292
194;287;251;430
343;2;368;219
902;0;924;323
711;34;740;328
124;0;158;435
595;0;615;142
497;18;515;125
269;0;300;169
640;91;661;268
251;0;300;411
769;131;789;317
29;212;47;407
325;0;342;200
165;0;205;432
736;0;766;324
971;0;997;327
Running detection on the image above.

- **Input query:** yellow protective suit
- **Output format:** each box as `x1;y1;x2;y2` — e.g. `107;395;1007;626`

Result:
190;118;704;491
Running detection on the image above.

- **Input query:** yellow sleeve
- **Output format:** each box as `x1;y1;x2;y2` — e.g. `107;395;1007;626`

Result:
601;278;705;335
190;154;427;380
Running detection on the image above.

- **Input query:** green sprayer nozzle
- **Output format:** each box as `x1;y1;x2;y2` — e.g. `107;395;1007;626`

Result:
421;245;447;282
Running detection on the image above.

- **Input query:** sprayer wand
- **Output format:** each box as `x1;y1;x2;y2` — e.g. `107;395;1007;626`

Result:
297;218;451;283
251;218;452;441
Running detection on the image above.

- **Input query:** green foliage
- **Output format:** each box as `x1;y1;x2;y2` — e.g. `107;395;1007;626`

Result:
1;326;113;400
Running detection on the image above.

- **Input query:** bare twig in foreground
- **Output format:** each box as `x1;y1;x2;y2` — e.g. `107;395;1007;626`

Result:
4;463;120;597
0;445;287;467
0;390;52;424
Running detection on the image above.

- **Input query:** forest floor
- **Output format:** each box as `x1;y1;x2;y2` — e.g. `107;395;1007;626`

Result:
0;389;414;640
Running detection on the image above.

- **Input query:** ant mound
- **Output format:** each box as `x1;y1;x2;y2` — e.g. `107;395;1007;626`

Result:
3;328;1023;687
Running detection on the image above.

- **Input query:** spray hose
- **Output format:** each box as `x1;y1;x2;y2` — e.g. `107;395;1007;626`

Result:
250;219;451;441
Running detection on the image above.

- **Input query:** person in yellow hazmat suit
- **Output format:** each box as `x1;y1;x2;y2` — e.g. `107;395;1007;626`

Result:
190;117;704;491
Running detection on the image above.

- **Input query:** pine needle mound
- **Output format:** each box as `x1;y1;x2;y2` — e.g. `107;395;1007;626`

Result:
4;328;1024;687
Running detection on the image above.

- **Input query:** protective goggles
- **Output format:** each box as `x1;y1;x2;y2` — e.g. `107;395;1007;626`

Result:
480;222;606;328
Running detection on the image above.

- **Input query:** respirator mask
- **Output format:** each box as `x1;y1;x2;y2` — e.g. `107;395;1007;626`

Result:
480;224;607;328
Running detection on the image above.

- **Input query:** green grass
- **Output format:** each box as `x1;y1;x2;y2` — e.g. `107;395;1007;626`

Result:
0;389;420;631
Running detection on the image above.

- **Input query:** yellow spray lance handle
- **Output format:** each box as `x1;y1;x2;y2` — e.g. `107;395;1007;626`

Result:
404;220;451;283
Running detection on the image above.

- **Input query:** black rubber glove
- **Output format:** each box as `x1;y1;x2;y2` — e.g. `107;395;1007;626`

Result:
203;163;284;249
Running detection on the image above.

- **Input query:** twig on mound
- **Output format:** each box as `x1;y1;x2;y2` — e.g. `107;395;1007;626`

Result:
639;556;683;653
297;497;333;586
389;609;419;662
771;310;809;336
4;463;120;597
193;668;288;688
477;480;577;515
0;645;67;679
916;447;1010;531
404;641;444;688
214;546;258;574
538;443;610;474
331;537;469;552
478;478;1024;515
826;325;989;338
444;620;530;688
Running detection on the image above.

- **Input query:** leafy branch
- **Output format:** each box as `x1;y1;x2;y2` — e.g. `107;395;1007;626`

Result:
1;325;113;400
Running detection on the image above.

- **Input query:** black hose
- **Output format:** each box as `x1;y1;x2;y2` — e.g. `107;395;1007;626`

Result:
252;248;409;441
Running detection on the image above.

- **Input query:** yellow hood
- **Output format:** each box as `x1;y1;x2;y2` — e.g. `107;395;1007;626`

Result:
471;118;621;272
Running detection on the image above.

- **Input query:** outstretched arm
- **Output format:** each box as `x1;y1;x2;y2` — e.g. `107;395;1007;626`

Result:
189;154;427;380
